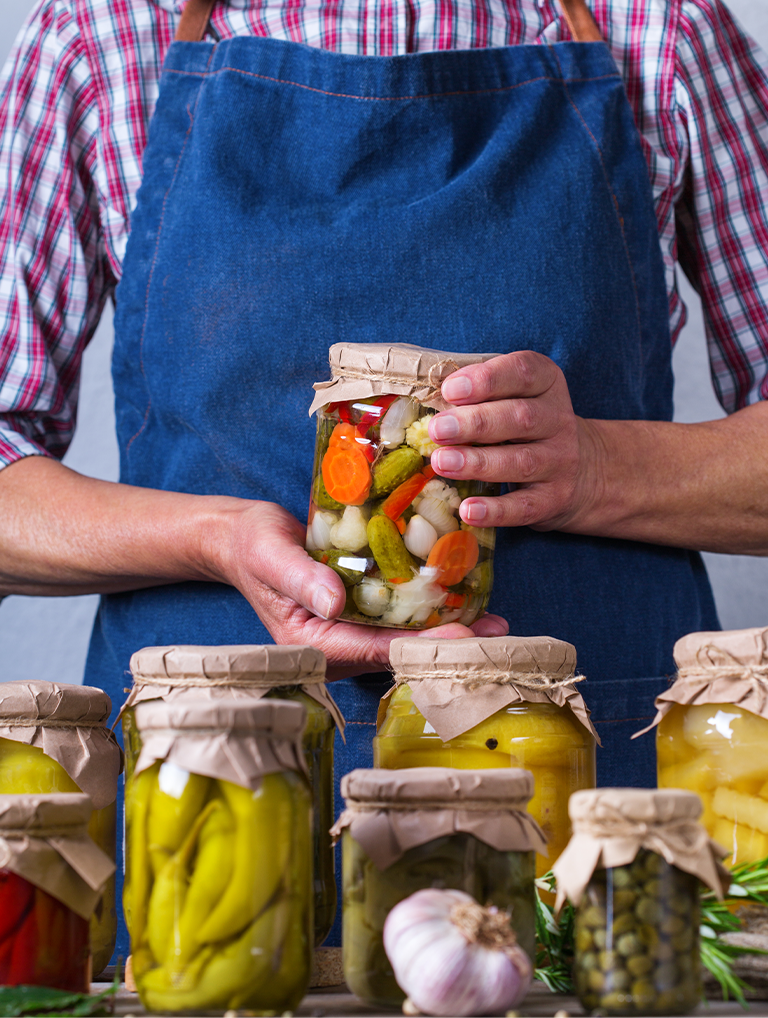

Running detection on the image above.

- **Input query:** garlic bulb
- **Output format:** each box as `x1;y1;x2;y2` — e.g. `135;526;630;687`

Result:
306;509;339;551
380;397;420;448
353;576;391;617
403;515;439;560
383;889;532;1017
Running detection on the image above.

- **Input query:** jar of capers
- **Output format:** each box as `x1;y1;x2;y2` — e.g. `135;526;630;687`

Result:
553;788;728;1017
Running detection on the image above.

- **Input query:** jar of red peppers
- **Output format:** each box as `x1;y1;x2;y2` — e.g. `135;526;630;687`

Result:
0;682;122;976
307;343;499;629
120;643;344;946
0;793;115;992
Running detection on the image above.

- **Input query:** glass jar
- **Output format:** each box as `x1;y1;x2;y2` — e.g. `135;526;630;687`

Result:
0;682;121;976
307;342;499;629
333;767;544;1008
573;849;700;1015
122;643;342;946
0;794;115;994
374;636;597;878
126;698;313;1015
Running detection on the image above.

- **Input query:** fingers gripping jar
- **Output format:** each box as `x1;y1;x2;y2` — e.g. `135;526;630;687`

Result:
125;698;313;1015
374;636;597;877
331;766;546;1008
553;789;728;1017
636;627;768;866
0;793;115;992
0;682;122;976
307;342;500;629
121;644;343;946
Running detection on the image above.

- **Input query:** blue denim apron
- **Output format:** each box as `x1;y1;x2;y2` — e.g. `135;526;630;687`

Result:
85;20;719;953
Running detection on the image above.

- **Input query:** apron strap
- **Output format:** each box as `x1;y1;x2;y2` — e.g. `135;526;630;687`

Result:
174;0;601;45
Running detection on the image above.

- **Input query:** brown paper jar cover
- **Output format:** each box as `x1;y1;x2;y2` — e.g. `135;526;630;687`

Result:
552;788;729;910
634;626;768;738
381;635;599;744
133;697;308;790
123;643;345;733
0;793;115;920
0;681;122;810
308;342;500;416
331;766;547;870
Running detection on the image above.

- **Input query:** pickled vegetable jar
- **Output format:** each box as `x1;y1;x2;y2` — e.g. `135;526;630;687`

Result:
640;627;768;866
122;643;342;946
126;698;313;1015
332;767;545;1008
0;681;121;976
375;636;597;877
307;342;499;629
0;794;115;993
553;789;728;1017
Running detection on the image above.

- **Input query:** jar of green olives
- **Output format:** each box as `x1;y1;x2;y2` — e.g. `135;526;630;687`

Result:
331;766;546;1008
0;681;122;976
307;343;499;629
553;788;728;1016
122;643;343;945
126;698;313;1015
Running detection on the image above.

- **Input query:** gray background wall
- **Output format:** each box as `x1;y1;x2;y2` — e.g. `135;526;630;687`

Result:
1;0;767;684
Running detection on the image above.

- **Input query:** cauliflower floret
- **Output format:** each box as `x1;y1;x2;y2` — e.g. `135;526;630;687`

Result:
405;415;438;457
330;506;369;552
420;477;461;509
380;568;448;626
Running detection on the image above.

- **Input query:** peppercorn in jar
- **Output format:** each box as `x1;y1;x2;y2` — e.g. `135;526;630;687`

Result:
307;343;499;629
121;643;343;945
553;788;728;1017
332;767;546;1008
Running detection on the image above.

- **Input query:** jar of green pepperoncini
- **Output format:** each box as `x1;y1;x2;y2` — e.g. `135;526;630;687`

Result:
121;644;343;946
307;343;500;629
331;767;546;1009
553;788;729;1017
126;698;313;1015
0;682;122;976
374;636;598;880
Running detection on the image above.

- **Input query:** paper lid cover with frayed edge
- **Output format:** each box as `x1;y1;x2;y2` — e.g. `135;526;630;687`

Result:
552;788;729;910
133;697;308;790
330;766;547;870
0;681;122;810
380;635;599;745
634;627;768;738
0;793;115;920
122;644;344;735
309;343;500;416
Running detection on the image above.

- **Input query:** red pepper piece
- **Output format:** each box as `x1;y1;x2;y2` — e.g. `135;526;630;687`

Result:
355;393;398;426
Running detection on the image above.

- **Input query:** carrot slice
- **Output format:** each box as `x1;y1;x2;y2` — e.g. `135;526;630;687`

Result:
426;531;479;587
444;591;466;609
322;444;371;505
380;471;431;521
394;516;406;535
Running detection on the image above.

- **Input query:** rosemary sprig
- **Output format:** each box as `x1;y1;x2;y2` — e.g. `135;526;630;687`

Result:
534;874;574;993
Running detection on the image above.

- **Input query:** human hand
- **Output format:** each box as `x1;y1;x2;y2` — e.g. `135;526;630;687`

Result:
215;501;509;680
428;351;600;531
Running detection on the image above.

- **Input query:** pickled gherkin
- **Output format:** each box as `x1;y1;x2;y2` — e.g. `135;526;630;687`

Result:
342;831;535;1009
573;850;700;1016
126;763;313;1015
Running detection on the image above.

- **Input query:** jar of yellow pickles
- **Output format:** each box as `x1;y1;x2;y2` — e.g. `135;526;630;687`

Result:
331;767;545;1008
121;644;343;946
0;681;122;976
553;789;728;1017
307;343;500;629
636;627;768;866
126;698;313;1015
374;636;598;877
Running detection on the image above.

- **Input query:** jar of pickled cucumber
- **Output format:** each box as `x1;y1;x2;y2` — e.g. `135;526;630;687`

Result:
331;766;546;1008
126;698;313;1015
121;643;342;946
553;788;728;1017
0;793;115;993
0;682;122;976
307;342;500;629
635;627;768;866
374;636;597;879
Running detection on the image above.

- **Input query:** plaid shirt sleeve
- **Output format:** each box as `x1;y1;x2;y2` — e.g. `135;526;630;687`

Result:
674;0;768;413
0;0;113;469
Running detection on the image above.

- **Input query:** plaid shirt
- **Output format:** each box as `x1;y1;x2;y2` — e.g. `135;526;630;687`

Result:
1;0;767;467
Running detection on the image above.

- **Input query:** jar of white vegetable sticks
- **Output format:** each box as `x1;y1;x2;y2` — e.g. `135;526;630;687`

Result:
331;766;546;1008
307;342;499;629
